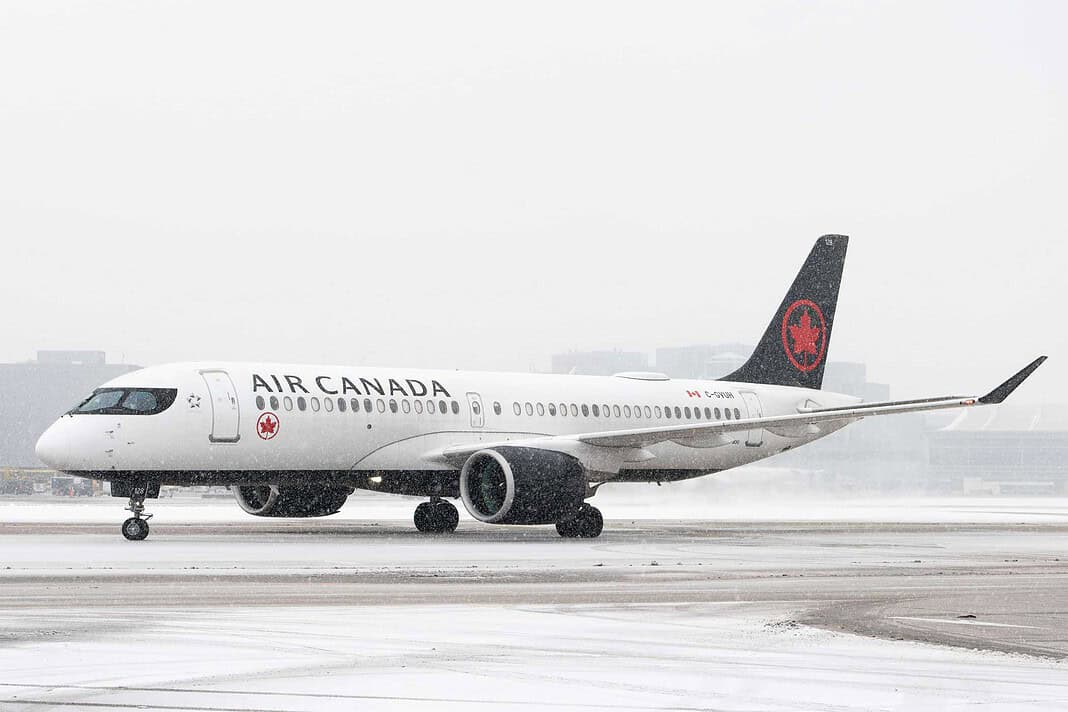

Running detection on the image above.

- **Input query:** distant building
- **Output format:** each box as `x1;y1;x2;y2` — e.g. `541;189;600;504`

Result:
655;343;751;380
550;349;649;376
0;351;139;467
928;405;1068;494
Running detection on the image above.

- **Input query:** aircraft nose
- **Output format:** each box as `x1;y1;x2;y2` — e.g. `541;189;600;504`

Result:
35;421;70;469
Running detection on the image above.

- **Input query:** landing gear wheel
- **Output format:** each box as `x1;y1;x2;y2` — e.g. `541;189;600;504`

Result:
414;499;459;533
122;517;150;541
556;504;603;539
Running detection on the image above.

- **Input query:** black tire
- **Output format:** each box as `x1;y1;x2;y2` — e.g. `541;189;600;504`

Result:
434;501;460;533
578;506;603;538
413;502;434;532
122;517;149;541
555;516;580;538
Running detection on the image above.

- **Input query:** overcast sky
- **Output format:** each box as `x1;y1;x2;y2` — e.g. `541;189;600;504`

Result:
1;1;1064;403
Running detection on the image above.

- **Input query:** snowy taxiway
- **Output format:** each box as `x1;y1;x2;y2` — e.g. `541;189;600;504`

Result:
1;491;1066;711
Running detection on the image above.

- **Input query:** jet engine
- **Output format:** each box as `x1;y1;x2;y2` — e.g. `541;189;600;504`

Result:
459;447;586;525
231;484;352;517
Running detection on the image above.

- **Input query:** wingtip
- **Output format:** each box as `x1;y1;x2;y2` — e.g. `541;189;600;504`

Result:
978;356;1048;405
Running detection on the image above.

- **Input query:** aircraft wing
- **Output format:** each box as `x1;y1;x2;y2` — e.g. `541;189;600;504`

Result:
437;357;1045;468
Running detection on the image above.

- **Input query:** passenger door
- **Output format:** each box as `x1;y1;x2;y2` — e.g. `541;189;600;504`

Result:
201;370;240;442
740;391;763;447
466;392;485;428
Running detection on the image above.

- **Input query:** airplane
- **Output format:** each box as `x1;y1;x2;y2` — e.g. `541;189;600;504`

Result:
35;235;1046;540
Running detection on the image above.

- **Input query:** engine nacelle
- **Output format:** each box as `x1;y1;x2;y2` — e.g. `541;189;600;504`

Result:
459;447;586;525
232;484;352;517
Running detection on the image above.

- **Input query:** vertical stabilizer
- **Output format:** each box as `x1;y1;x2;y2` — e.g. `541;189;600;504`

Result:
725;235;848;390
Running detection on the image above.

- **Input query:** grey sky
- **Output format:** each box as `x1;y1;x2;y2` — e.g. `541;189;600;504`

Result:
1;1;1064;402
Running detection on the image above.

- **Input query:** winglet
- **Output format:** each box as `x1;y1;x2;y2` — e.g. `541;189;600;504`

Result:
978;356;1048;404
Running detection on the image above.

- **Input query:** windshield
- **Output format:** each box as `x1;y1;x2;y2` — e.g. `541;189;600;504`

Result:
71;388;178;415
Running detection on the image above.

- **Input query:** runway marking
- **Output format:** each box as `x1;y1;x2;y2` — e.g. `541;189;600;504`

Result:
890;616;1043;629
0;682;721;712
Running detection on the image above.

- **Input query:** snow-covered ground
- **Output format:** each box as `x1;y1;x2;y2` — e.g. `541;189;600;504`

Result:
1;494;1066;710
1;603;1065;711
4;487;1068;524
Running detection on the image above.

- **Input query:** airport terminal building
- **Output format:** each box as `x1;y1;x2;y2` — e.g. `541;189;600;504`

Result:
929;405;1068;495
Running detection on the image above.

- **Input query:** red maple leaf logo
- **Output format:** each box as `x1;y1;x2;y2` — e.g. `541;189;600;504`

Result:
259;416;276;436
788;309;821;357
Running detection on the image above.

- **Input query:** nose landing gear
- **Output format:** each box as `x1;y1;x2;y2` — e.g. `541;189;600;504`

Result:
121;488;153;541
414;497;459;533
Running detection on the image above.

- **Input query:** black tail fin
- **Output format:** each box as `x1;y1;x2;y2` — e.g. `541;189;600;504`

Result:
725;234;848;390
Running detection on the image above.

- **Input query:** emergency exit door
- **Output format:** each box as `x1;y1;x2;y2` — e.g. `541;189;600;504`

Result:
467;392;485;428
201;370;241;442
740;391;763;447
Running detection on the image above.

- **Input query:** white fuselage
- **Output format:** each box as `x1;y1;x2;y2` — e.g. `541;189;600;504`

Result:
36;362;859;489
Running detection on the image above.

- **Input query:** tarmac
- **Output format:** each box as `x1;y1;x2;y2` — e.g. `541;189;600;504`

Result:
1;495;1066;710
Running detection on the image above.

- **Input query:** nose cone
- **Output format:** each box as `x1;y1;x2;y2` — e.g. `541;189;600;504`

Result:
36;421;70;470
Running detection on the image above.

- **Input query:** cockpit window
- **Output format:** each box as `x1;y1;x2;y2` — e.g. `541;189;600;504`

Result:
75;390;124;412
123;390;158;412
71;388;178;415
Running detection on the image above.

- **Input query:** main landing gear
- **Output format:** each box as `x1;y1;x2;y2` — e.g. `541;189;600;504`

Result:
414;497;459;534
556;503;603;538
121;489;152;541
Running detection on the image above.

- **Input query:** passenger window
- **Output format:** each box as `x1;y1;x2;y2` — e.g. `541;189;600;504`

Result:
311;398;320;412
715;407;721;419
513;402;521;416
525;402;533;416
725;408;731;420
623;405;631;418
270;396;280;410
674;406;682;419
704;407;711;419
684;407;691;419
654;406;662;418
581;404;589;417
591;404;599;417
548;403;556;416
603;404;610;417
284;396;294;411
428;400;436;414
324;398;334;412
643;405;652;418
338;398;347;413
559;403;567;416
364;398;373;413
536;403;545;416
451;400;460;414
735;408;742;419
350;398;359;412
614;405;621;418
570;404;578;416
255;395;265;410
376;399;385;413
401;400;411;414
389;399;398;413
439;400;448;414
297;397;307;411
472;400;480;415
664;406;672;419
493;402;502;415
415;400;424;414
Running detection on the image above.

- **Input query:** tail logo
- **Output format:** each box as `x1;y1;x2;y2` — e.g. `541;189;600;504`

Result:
781;299;827;373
